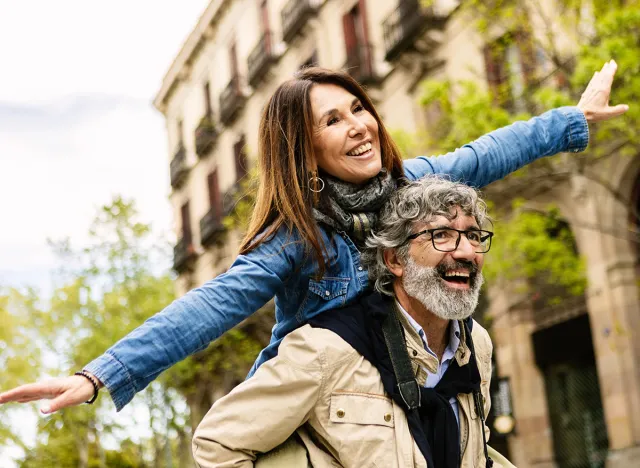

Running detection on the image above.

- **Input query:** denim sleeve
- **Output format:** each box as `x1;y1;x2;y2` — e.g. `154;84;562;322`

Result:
402;106;589;187
84;228;303;411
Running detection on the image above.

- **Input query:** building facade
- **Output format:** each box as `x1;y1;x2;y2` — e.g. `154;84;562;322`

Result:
153;0;640;466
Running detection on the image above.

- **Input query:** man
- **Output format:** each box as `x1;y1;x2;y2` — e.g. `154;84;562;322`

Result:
193;176;505;468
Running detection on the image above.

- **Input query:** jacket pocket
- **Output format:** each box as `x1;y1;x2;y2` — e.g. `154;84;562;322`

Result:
298;277;349;322
327;392;396;467
330;392;394;427
308;277;349;301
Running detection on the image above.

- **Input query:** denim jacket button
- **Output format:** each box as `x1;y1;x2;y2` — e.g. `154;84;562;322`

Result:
325;290;331;296
357;266;363;271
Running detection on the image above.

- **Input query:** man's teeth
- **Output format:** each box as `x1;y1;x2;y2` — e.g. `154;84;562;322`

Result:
347;142;372;156
444;272;470;278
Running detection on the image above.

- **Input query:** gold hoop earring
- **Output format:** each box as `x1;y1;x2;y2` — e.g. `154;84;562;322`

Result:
309;174;325;193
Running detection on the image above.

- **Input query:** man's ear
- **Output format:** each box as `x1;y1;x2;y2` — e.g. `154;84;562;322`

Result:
383;248;405;278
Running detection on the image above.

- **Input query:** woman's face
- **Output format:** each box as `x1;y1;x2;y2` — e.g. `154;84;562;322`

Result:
310;83;382;185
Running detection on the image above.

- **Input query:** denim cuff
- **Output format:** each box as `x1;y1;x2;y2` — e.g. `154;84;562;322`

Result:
559;106;589;153
84;352;134;412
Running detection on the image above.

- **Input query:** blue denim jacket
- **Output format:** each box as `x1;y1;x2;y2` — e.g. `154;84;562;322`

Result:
86;107;588;411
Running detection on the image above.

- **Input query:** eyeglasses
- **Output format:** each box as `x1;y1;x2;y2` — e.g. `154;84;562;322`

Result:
406;227;494;253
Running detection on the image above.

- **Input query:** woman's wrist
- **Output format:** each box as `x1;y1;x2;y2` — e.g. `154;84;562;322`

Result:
83;371;104;389
74;371;102;404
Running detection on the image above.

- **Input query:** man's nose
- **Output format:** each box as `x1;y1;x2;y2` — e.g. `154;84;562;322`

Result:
451;234;476;259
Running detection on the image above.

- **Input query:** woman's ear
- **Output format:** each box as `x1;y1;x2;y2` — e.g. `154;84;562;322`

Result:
383;248;405;279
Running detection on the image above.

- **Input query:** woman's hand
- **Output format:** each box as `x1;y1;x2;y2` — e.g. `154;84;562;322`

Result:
0;373;102;414
578;59;629;122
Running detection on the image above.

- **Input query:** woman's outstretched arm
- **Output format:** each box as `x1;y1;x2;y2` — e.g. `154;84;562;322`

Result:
404;60;628;186
0;228;304;413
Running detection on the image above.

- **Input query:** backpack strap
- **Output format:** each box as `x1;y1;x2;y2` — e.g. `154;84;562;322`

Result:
381;308;421;411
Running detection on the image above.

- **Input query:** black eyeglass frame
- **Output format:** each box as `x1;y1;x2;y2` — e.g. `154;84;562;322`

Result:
406;227;494;253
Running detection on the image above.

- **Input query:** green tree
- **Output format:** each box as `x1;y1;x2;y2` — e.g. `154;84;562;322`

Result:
407;0;640;300
0;288;43;452
0;197;193;467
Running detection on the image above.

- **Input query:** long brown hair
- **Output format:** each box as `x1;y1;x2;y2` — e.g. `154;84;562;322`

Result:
239;67;404;275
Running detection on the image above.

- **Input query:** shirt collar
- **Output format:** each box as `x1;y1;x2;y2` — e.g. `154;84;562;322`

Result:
396;301;460;362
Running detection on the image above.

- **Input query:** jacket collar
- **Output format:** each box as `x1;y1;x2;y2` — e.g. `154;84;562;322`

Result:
394;302;473;373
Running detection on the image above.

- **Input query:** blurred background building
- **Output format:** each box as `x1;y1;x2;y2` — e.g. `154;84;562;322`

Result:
153;0;640;466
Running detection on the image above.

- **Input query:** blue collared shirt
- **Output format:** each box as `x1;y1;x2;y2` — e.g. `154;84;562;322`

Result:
397;302;462;425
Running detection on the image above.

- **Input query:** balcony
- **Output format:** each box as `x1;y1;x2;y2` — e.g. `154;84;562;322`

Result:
195;115;219;158
248;32;278;88
383;0;449;62
173;236;196;272
219;76;246;125
281;0;316;43
170;144;188;189
344;44;378;85
200;207;226;247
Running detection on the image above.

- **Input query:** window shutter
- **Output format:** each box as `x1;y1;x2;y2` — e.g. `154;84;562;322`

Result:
230;41;239;78
343;11;358;56
204;82;212;116
208;170;221;219
181;202;192;244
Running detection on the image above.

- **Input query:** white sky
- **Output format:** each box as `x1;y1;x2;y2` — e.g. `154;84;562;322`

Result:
0;1;209;464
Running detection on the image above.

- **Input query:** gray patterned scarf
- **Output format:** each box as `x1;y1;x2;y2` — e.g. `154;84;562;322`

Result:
313;169;396;244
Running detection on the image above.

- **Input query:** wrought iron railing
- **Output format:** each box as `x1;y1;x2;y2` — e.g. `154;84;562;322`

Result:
173;236;196;272
282;0;316;43
248;32;277;87
169;144;188;188
199;207;225;247
383;0;447;61
195;116;219;158
219;76;246;125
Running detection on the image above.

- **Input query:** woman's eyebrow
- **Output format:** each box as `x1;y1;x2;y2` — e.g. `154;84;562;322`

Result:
318;97;360;122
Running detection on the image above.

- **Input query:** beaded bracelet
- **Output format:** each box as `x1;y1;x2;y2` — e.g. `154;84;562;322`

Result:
74;371;100;404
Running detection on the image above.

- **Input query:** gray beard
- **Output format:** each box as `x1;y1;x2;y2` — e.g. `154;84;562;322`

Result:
401;257;484;321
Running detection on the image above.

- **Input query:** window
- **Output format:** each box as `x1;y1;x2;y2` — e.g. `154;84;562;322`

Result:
484;30;536;111
204;82;212;116
230;40;239;78
177;119;184;144
181;201;192;244
343;2;367;53
207;170;222;219
342;1;371;75
259;0;272;54
259;0;270;33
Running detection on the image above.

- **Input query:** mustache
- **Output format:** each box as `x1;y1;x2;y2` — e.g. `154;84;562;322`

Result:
435;260;479;277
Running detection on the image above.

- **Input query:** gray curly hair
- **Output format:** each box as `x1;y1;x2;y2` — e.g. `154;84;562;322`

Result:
362;175;489;296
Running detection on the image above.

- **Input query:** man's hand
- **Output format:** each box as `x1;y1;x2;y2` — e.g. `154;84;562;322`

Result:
0;373;103;414
578;59;629;122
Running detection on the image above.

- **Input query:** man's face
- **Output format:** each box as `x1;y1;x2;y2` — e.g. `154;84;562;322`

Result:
400;207;485;320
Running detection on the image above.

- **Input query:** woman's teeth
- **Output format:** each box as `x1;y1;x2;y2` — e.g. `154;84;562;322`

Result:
347;142;372;156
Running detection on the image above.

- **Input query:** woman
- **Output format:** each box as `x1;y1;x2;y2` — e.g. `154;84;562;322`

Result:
0;62;627;413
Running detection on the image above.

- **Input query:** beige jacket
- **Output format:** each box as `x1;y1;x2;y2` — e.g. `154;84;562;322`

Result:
193;312;495;468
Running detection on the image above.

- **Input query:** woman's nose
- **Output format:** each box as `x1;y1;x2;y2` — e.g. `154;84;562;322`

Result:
348;117;367;137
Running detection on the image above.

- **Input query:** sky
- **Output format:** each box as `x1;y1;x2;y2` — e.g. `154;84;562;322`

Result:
0;1;209;464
